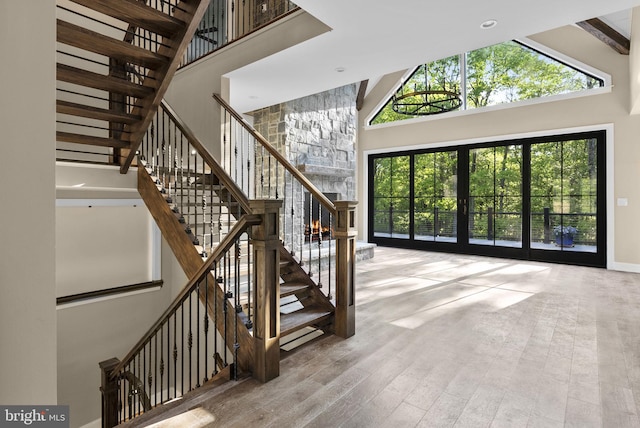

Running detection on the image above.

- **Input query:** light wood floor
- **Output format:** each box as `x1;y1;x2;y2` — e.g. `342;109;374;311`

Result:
143;247;640;427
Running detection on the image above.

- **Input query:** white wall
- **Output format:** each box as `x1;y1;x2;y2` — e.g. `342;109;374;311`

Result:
57;286;172;427
0;1;58;404
358;25;640;269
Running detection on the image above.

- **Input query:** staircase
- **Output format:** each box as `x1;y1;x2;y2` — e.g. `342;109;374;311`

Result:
55;0;210;170
67;1;358;425
138;101;337;345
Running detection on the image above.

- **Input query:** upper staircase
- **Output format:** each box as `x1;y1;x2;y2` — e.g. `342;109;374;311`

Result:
55;0;210;171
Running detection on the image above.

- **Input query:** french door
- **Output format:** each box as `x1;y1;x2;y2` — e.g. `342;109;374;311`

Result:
369;131;606;267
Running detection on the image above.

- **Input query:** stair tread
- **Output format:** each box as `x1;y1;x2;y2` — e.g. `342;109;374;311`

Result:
57;20;170;69
280;305;333;337
57;63;153;99
68;0;185;38
56;131;129;149
57;100;141;124
280;282;309;298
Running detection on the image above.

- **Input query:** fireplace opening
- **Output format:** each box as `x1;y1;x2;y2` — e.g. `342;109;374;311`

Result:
304;192;338;242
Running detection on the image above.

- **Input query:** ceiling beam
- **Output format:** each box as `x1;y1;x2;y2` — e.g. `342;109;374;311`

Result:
576;18;630;55
356;80;368;111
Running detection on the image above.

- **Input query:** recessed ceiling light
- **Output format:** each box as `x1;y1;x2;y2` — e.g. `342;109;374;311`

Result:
335;67;346;73
480;19;498;29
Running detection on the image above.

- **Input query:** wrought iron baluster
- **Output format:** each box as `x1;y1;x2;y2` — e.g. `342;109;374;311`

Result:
196;280;201;388
154;334;157;406
318;201;322;288
204;275;209;384
188;291;193;391
173;311;177;399
328;213;333;300
160;322;164;404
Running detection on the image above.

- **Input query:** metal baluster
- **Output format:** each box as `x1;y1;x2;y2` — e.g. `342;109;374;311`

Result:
299;181;304;265
233;240;239;381
204;275;209;383
126;363;132;420
223;251;229;367
213;263;219;377
179;135;185;224
147;340;152;408
154;334;157;406
260;145;265;198
201;157;206;255
196;280;201;388
308;192;313;276
188;291;193;391
268;153;272;198
235;239;240;319
143;341;147;417
253;136;257;199
160;322;164;404
193;149;199;247
318;201;322;288
173;312;177;399
246;229;252;329
290;171;295;256
186;147;192;239
120;367;124;422
210;172;214;256
328;213;333;300
181;300;184;396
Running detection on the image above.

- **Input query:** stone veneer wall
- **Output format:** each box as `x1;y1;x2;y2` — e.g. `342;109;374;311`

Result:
251;84;357;202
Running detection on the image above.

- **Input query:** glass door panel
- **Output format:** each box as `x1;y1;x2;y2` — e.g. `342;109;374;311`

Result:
468;145;523;248
372;155;410;239
530;139;598;253
414;151;458;242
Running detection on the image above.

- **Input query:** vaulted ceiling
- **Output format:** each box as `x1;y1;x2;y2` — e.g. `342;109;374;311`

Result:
225;0;639;113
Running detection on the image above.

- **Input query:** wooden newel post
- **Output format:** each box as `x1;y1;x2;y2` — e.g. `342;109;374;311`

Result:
100;357;120;428
334;201;358;338
250;199;282;383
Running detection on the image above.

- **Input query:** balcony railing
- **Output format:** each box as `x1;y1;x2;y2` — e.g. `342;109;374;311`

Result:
180;0;299;67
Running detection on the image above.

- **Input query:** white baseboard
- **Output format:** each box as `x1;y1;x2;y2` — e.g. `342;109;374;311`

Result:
608;262;640;273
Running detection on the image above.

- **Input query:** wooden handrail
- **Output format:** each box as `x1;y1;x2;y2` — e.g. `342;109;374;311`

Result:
110;213;262;378
212;93;337;216
159;99;253;215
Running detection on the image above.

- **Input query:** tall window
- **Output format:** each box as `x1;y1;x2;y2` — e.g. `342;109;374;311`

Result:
370;41;604;125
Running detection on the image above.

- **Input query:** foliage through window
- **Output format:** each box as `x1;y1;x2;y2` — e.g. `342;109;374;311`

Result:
370;41;604;125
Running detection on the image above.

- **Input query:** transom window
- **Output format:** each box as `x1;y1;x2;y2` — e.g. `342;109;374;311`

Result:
370;40;605;125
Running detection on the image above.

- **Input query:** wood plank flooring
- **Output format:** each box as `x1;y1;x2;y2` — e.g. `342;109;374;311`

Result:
138;247;640;427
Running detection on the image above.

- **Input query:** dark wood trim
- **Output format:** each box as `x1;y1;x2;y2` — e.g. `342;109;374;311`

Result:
56;63;153;99
57;280;163;305
57;100;140;124
356;79;368;111
69;0;185;38
576;18;630;55
56;131;131;149
57;19;169;69
213;94;337;216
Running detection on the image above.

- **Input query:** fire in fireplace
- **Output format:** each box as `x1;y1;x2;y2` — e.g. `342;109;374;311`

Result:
304;192;338;242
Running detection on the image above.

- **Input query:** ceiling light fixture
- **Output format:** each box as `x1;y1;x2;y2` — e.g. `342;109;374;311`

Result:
335;67;346;73
480;19;498;29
